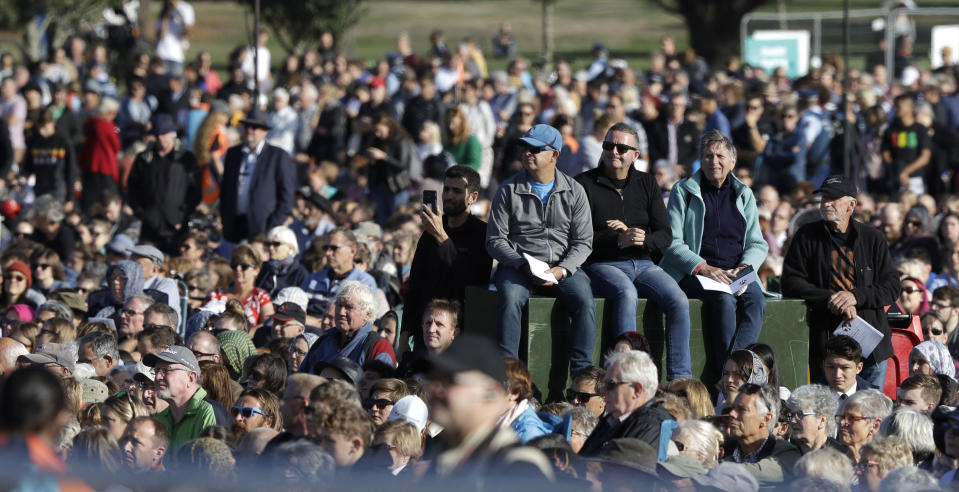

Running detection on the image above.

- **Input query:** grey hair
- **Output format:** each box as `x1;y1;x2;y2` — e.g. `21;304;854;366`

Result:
269;440;335;483
310;379;362;409
698;129;737;161
34;194;65;223
670;419;723;469
877;465;938;492
77;331;120;362
566;405;598;439
748;383;780;426
98;97;119;116
793;446;854;485
37;301;73;322
605;350;657;400
842;388;893;420
126;294;156;310
604;122;640;147
334;280;376;320
788;384;840;435
879;407;935;462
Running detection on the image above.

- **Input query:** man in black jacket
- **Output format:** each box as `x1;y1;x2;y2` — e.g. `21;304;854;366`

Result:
782;175;900;386
576;122;691;380
646;91;699;175
400;165;492;356
579;350;674;455
126;114;201;254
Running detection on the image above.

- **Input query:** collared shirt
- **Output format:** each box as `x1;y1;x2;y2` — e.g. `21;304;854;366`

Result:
300;266;379;317
732;434;771;464
835;381;858;400
236;140;265;214
155;386;218;468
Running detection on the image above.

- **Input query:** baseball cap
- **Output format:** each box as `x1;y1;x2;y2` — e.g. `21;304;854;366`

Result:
133;361;156;383
423;333;506;384
815;174;858;199
519;124;563;152
143;345;200;374
130;244;165;266
55;292;88;313
81;379;109;404
272;302;306;325
388;395;429;433
274;287;309;312
107;234;135;257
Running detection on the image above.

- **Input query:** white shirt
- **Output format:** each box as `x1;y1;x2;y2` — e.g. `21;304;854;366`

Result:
835;381;858;400
155;1;194;63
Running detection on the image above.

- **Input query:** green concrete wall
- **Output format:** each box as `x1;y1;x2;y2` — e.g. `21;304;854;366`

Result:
464;286;809;402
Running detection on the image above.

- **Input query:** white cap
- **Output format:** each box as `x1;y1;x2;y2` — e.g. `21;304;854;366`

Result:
388;395;428;433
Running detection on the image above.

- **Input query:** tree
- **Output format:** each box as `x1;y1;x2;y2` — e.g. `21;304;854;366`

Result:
540;0;555;69
0;0;112;63
240;0;367;56
648;0;771;67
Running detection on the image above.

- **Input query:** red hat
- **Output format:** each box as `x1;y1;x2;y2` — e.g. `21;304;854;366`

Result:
370;77;386;89
1;199;20;219
5;261;32;289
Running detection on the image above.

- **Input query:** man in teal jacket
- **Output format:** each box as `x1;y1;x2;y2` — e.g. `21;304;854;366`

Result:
661;130;768;371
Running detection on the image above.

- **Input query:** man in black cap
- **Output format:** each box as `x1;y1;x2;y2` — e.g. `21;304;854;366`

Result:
290;190;335;253
220;108;297;242
782;175;900;385
271;302;307;341
126;113;201;254
422;333;553;485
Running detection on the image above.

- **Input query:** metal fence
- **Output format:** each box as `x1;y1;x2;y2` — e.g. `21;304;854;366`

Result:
741;7;959;85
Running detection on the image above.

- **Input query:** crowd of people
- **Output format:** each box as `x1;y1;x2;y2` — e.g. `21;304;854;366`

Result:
5;0;959;489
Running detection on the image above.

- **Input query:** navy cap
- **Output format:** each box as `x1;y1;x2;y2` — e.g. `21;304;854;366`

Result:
815;174;858;198
519;124;563;152
151;114;177;136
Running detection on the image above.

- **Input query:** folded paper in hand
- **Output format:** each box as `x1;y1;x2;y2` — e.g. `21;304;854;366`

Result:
833;316;883;358
696;266;758;295
523;253;557;283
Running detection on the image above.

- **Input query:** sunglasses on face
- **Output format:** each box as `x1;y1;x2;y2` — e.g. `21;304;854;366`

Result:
231;263;255;271
365;398;394;410
267;241;285;249
323;244;345;252
519;141;553;154
35;264;52;270
930;328;945;336
231;406;267;419
601;141;638;154
566;388;601;403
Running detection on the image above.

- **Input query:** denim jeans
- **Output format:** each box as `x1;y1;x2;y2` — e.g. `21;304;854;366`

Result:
494;265;596;373
859;359;888;389
370;188;410;224
584;260;691;380
679;275;766;367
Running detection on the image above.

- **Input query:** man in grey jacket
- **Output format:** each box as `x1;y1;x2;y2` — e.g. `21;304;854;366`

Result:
486;124;595;373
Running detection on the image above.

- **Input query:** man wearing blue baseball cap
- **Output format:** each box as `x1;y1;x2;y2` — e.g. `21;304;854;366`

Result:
486;124;595;374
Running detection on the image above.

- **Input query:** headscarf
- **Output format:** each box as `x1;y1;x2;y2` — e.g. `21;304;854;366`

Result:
216;330;257;380
294;332;319;351
912;341;956;380
746;350;769;386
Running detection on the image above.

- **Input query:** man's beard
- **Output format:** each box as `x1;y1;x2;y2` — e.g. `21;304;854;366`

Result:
443;200;467;217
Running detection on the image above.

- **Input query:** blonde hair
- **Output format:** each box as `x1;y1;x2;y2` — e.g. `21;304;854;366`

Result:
861;436;913;476
375;419;422;459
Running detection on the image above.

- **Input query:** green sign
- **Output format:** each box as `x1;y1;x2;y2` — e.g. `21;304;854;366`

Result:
746;30;809;78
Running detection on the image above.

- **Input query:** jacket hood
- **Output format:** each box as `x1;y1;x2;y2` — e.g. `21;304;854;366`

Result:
105;260;145;302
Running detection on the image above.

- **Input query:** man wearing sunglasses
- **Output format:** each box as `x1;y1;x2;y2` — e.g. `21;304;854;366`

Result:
782;175;899;387
487;124;595;374
299;227;378;328
145;345;217;466
576;122;691;381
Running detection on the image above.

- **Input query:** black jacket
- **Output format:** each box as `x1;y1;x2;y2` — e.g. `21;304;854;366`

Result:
575;166;671;263
646;116;699;172
23;131;78;205
781;220;900;375
401;214;492;351
220;143;297;242
126;141;201;246
579;399;674;456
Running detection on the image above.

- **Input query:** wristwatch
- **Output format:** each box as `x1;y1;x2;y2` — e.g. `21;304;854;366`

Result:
561;267;569;279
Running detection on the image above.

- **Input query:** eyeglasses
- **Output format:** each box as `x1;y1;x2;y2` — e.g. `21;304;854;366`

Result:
601;141;638;154
784;410;817;421
232;262;256;271
155;366;191;377
35;264;51;270
365;398;394;410
4;274;25;282
520;141;553;154
835;414;875;425
121;309;144;317
144;324;173;331
603;380;630;392
932;301;953;310
856;460;880;471
231;406;267;419
289;346;308;358
323;244;345;252
187;284;202;292
672;440;686;452
566;388;602;403
901;287;921;294
191;349;218;359
267;241;285;249
906;220;923;227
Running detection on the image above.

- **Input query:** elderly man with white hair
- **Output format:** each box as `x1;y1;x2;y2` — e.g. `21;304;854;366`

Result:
792;446;854;485
785;384;844;454
723;383;802;487
578;350;675;455
879;407;935;466
298;280;396;371
669;419;724;469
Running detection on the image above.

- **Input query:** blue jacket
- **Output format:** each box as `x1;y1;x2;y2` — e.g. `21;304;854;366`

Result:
299;321;395;372
660;170;768;281
511;405;552;444
300;266;378;317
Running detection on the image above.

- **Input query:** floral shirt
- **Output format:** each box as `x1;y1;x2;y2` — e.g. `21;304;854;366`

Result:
204;288;272;325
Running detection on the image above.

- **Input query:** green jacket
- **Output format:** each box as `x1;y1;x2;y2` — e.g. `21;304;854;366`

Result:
660;170;768;281
445;134;482;170
156;386;218;467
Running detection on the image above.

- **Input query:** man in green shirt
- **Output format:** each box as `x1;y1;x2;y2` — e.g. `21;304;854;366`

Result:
144;345;218;466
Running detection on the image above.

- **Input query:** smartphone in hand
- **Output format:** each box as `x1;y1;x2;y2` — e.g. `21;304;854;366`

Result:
423;190;438;214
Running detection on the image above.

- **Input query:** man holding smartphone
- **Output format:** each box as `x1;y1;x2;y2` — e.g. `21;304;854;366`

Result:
400;165;492;356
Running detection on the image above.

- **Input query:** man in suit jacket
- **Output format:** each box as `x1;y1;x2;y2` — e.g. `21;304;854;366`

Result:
579;350;674;456
220;109;296;242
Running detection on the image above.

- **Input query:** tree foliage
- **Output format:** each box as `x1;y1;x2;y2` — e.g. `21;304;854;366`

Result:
0;0;114;62
648;0;771;66
241;0;368;55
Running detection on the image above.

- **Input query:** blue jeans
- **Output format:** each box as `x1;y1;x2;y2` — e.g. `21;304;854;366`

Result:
584;260;691;380
679;275;766;367
859;359;888;389
371;188;410;224
494;265;596;373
